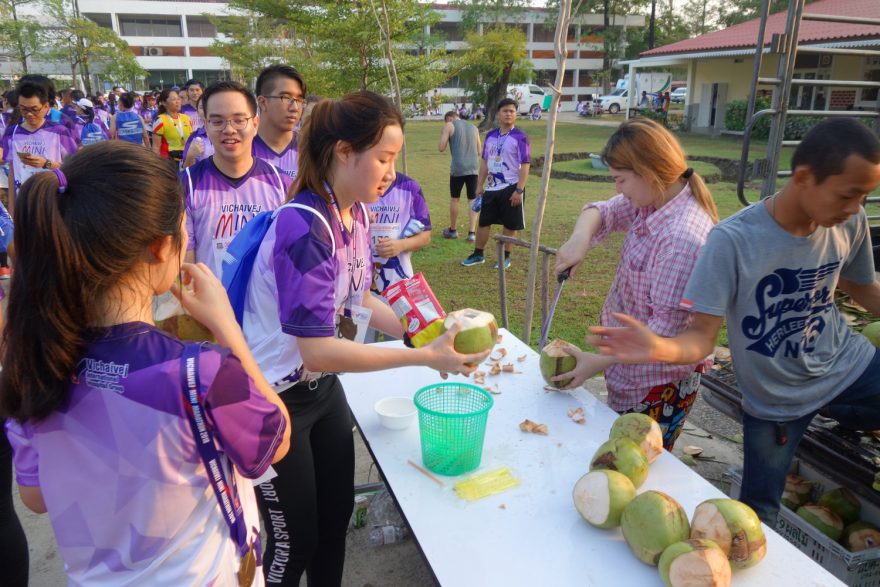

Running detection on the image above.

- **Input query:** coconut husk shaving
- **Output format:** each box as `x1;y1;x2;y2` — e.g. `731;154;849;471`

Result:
567;407;586;425
489;348;507;362
519;419;548;435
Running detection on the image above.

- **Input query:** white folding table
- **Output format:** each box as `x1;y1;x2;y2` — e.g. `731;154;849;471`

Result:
340;329;843;586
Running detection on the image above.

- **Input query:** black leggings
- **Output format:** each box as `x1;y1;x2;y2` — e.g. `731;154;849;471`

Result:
1;421;29;587
257;375;354;586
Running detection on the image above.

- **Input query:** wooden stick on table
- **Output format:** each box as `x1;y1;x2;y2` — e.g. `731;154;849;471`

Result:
407;459;446;488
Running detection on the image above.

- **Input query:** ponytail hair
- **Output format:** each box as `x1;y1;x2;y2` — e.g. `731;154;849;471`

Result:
601;118;719;223
0;141;184;422
294;90;404;202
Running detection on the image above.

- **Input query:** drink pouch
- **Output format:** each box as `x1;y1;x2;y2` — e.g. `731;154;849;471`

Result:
381;272;445;347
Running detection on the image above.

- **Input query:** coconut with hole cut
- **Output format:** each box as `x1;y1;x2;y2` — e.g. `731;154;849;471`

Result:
690;499;767;570
841;521;880;552
441;309;498;365
540;338;578;389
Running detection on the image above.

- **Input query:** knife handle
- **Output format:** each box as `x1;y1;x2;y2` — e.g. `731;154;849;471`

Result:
558;268;571;283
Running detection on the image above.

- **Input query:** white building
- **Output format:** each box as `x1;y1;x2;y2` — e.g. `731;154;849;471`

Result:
2;1;644;102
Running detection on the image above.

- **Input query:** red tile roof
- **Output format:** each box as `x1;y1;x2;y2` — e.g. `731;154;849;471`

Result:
641;0;880;57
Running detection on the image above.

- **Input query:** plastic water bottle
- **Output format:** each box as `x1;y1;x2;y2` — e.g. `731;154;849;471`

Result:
368;524;408;546
471;195;482;212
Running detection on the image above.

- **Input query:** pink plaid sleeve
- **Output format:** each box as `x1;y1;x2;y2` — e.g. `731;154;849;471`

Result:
585;194;638;245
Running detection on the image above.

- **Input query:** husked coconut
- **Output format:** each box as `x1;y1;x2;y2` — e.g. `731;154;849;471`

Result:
781;474;813;510
590;437;650;488
841;521;880;552
572;470;636;529
540;339;579;389
441;309;498;364
818;487;861;526
658;539;731;587
609;413;664;464
797;505;844;541
621;491;690;565
690;499;766;570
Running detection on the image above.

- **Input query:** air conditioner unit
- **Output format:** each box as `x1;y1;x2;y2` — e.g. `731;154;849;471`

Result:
144;47;164;56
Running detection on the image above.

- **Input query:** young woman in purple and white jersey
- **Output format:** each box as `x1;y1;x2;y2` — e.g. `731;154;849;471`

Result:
1;141;291;585
240;91;488;586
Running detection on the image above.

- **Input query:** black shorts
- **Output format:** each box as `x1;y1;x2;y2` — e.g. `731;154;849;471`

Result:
450;174;478;200
478;184;525;231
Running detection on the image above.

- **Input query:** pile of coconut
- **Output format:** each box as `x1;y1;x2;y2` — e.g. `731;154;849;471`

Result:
571;413;767;587
784;474;880;552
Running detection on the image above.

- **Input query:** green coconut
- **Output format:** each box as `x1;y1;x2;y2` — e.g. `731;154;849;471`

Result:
690;499;767;570
621;491;691;566
818;487;861;526
862;322;880;347
658;539;732;587
609;413;664;464
441;309;498;363
797;505;844;541
540;338;579;389
841;521;880;552
589;437;650;489
781;474;814;510
572;469;636;529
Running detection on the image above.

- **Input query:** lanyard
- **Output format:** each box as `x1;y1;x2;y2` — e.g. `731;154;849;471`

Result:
494;129;512;157
180;343;249;557
322;181;360;316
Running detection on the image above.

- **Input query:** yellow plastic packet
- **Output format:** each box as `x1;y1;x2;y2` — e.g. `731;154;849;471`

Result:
454;467;520;501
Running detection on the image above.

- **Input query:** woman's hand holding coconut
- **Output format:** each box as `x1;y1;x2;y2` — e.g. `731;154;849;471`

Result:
551;342;615;390
422;321;492;377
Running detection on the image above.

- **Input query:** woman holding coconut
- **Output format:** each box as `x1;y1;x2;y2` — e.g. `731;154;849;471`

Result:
238;90;489;586
554;118;718;451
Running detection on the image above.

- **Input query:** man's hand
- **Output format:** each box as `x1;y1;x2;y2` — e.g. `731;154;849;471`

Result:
552;344;614;390
18;153;48;169
375;237;404;258
510;190;523;207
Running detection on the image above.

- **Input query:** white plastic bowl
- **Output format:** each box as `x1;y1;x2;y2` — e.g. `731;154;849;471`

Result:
374;397;417;430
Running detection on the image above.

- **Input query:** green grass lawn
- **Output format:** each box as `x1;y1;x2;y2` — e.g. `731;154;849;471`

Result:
395;119;856;350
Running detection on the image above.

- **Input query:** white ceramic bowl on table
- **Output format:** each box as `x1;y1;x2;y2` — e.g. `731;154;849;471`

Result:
374;397;417;430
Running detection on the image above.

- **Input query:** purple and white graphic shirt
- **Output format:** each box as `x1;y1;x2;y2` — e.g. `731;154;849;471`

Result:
183;157;291;277
1;121;78;191
482;127;531;191
366;172;431;293
181;104;203;132
252;133;298;179
182;127;214;164
241;189;371;387
6;322;285;586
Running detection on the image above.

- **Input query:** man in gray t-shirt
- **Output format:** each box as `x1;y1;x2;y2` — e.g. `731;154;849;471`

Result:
591;118;880;523
438;110;481;241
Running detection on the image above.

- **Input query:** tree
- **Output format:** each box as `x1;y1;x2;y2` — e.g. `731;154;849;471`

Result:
0;0;44;75
716;0;790;28
682;0;716;36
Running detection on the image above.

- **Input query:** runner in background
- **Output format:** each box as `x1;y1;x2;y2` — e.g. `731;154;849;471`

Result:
73;98;109;146
438;109;480;241
253;65;305;179
181;79;204;132
1;140;290;585
152;88;192;164
111;92;149;147
367;172;432;294
238;91;486;587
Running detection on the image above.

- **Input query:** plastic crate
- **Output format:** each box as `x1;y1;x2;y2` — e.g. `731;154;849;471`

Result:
725;461;880;587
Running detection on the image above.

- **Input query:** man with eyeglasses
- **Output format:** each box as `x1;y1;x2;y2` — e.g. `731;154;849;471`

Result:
253;65;306;179
181;80;291;278
0;78;77;217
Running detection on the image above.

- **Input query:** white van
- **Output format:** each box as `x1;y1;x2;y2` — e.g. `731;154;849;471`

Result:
506;84;549;117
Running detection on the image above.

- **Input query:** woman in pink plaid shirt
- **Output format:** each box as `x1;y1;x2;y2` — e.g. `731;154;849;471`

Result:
554;118;718;450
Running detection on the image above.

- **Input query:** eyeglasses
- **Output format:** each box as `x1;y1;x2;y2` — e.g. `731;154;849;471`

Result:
263;95;306;109
19;105;46;115
206;116;254;131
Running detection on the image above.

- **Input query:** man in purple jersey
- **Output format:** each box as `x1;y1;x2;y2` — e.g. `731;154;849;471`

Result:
181;79;204;132
0;79;77;215
461;97;531;270
182;80;291;277
253;64;305;179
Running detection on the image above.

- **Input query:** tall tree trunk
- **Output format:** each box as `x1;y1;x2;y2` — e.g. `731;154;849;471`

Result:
648;0;657;49
371;0;407;174
11;6;27;74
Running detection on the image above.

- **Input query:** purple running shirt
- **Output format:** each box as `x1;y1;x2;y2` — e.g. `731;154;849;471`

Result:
0;121;78;191
482;127;531;191
252;133;298;179
181;104;203;132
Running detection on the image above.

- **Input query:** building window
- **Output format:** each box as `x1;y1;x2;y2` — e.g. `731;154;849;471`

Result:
186;16;216;38
145;69;188;89
191;70;230;85
861;56;880;105
432;21;462;42
84;13;113;29
788;55;832;111
119;16;182;37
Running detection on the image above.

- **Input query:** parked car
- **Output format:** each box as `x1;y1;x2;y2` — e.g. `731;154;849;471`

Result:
507;84;551;117
670;87;687;103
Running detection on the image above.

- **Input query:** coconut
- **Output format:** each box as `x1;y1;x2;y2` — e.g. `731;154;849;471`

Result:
797;505;844;541
589;437;650;488
441;309;498;363
781;474;813;510
621;491;691;566
540;339;578;389
572;470;636;529
818;487;861;525
841;521;880;552
690;499;767;570
862;322;880;347
658;539;732;587
609;413;664;464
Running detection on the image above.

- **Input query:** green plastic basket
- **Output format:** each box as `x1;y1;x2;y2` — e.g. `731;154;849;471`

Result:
413;383;494;476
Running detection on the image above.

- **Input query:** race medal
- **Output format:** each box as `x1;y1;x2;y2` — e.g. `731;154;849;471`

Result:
494;155;502;163
238;544;256;586
337;314;358;340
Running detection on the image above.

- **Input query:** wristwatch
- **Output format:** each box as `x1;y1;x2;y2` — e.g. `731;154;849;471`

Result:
42;159;52;169
514;187;524;194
